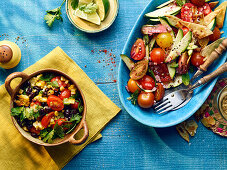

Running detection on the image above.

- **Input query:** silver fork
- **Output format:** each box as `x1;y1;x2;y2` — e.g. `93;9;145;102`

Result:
154;62;227;114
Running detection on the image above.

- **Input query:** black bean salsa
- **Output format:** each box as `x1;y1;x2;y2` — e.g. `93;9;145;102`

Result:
11;73;84;143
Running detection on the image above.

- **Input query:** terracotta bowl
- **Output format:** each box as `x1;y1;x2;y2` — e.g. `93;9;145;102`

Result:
5;69;89;146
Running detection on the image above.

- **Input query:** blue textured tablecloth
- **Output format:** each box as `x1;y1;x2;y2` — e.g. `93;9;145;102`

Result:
0;0;226;169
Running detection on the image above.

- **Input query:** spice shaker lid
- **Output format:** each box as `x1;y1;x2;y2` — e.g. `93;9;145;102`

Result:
0;45;13;63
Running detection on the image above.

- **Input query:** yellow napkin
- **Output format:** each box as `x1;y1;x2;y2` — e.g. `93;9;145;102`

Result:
0;47;121;169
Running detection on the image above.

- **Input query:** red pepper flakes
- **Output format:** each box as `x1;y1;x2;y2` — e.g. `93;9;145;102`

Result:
113;80;117;83
84;65;87;68
98;60;101;63
91;50;94;53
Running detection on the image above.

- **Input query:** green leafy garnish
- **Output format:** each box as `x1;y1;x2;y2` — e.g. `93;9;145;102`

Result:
11;107;24;116
39;73;55;82
40;128;51;138
54;123;65;139
143;35;149;46
43;130;55;143
71;0;79;10
129;89;139;105
182;73;190;86
79;3;98;14
176;0;186;6
69;114;82;123
47;81;59;88
44;0;66;27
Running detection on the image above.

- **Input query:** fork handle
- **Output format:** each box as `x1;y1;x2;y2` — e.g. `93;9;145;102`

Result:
200;62;227;84
200;38;227;72
189;62;227;91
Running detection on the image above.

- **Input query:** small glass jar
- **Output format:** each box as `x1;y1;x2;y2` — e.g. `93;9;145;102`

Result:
217;85;227;121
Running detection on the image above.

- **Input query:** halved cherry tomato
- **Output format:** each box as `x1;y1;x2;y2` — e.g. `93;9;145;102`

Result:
47;95;64;111
191;52;205;67
30;101;41;107
139;75;155;90
182;27;189;36
59;89;71;100
198;3;211;16
190;0;205;7
154;83;165;101
181;3;195;22
156;33;173;48
51;118;66;128
51;76;67;87
30;127;40;134
130;38;146;60
71;101;79;109
209;27;221;42
150;48;165;64
127;78;140;93
138;92;154;108
41;112;55;128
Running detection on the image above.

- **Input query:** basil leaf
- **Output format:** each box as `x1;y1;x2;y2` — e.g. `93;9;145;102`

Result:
182;73;190;86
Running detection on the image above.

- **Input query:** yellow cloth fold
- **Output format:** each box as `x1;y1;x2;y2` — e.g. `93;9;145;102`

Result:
0;47;121;169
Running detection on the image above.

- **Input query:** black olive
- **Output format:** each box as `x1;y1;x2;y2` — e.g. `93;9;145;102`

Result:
44;106;52;114
45;88;49;92
41;102;47;107
71;109;77;115
26;87;32;95
29;92;35;99
54;90;59;96
43;91;47;96
31;133;39;138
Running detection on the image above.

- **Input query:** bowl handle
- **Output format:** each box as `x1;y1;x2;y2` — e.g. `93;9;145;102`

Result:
68;120;89;145
5;72;29;97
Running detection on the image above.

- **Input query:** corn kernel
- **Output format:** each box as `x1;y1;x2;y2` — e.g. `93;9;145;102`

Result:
23;126;28;131
54;111;59;116
19;89;24;94
60;86;65;91
60;76;66;81
65;80;69;84
38;136;42;140
48;90;54;95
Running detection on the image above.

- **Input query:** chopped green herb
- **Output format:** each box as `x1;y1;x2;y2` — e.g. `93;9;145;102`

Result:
130;90;139;105
39;73;55;82
71;0;79;10
170;63;179;68
43;129;55;143
176;0;186;6
219;124;224;129
47;81;59;88
44;0;66;27
54;123;65;139
79;3;98;14
11;107;24;116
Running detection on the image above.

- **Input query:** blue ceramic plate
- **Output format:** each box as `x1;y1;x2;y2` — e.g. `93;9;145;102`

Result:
118;0;227;128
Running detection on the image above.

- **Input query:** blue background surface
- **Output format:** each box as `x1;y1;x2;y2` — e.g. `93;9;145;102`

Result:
0;0;226;169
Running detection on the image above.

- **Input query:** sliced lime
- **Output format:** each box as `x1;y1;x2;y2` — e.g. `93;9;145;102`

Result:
94;0;110;21
74;8;101;25
79;0;93;5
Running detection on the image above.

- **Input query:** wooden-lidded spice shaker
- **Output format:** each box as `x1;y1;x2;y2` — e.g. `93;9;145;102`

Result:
0;40;21;69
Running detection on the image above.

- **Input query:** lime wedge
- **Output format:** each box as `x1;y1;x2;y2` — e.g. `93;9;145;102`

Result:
79;0;93;5
74;8;101;25
94;0;110;21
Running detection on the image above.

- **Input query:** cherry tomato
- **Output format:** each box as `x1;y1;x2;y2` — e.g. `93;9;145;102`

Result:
30;127;40;134
59;89;71;100
154;83;165;101
209;27;221;42
127;78;140;93
51;118;66;128
191;52;205;67
47;95;64;111
198;3;211;16
156;32;173;48
150;48;165;64
150;63;172;83
41;112;55;128
139;75;155;90
190;0;205;7
130;38;146;60
138;92;155;108
182;27;189;36
71;101;79;109
30;101;41;107
181;3;195;22
51;76;67;87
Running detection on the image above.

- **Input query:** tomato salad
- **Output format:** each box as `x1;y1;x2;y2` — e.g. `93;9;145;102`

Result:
11;73;84;143
122;0;226;109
